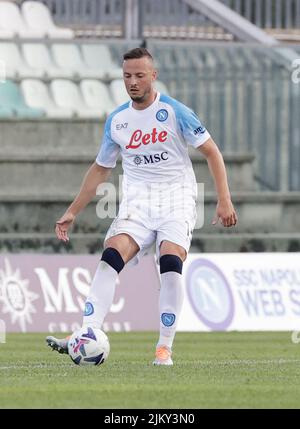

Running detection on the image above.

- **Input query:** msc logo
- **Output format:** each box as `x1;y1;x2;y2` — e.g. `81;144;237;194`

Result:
193;125;206;135
133;151;169;166
156;109;168;122
116;122;128;130
133;155;143;166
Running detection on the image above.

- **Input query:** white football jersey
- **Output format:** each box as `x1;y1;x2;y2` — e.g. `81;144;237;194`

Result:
96;92;210;185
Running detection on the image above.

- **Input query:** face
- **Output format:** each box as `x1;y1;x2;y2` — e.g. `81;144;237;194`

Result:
123;56;157;104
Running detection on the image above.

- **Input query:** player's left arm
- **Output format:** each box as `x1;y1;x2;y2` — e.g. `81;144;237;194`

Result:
197;137;238;228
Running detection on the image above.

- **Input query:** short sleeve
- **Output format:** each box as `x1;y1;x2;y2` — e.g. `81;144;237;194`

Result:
96;117;120;168
176;103;210;148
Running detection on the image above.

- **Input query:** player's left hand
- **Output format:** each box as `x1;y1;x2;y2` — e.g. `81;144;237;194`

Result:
212;199;238;227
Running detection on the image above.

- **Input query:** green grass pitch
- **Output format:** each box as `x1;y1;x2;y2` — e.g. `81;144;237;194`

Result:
0;332;299;409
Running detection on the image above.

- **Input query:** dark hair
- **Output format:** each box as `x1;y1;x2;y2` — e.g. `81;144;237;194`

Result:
123;47;153;61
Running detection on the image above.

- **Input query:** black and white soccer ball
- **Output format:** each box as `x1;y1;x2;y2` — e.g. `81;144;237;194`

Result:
68;327;110;366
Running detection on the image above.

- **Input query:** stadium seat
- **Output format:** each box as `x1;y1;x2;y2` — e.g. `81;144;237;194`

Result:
51;44;104;79
80;79;117;116
0;43;44;79
0;105;14;118
81;44;123;80
0;80;44;118
0;28;14;39
21;1;74;39
0;2;44;38
109;79;130;106
155;80;169;95
50;79;106;119
21;79;73;118
22;43;74;79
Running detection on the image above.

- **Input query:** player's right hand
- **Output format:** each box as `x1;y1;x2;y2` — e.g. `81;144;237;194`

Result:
55;212;75;242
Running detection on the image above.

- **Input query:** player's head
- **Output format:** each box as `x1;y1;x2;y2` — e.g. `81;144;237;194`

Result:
123;48;157;104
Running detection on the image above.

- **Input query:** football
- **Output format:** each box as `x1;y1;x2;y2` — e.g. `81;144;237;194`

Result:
68;327;110;366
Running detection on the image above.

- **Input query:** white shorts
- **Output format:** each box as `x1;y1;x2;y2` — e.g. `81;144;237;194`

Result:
104;180;197;265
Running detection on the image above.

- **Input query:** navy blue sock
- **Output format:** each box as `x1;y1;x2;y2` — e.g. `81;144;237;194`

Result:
160;254;183;275
101;247;125;274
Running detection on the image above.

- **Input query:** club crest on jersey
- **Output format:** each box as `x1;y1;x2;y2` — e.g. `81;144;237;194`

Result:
156;109;168;122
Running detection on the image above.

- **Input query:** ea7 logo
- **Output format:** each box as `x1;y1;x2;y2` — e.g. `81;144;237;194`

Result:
116;123;128;130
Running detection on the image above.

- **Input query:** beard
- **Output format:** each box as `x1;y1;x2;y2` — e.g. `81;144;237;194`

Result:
130;93;146;103
129;87;151;103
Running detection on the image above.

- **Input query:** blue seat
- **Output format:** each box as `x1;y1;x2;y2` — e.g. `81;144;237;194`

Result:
0;80;44;118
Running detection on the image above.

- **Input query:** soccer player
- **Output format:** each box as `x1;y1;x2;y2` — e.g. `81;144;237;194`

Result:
47;48;237;365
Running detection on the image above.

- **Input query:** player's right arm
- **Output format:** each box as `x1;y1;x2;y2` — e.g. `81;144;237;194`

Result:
55;163;112;242
56;113;121;242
